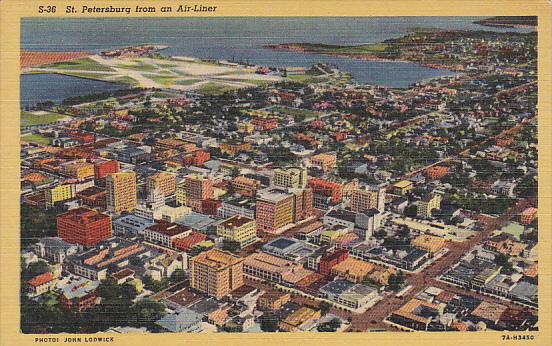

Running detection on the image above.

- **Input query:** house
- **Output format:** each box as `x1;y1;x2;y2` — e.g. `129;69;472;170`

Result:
155;309;203;333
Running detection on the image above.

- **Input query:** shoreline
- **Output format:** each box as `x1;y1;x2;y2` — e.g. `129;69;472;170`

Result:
265;44;464;72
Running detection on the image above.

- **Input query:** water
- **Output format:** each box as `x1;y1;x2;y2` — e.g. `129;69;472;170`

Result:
21;17;534;105
20;73;127;108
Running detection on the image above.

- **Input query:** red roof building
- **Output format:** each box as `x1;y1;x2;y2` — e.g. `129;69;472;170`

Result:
172;232;207;251
56;207;112;246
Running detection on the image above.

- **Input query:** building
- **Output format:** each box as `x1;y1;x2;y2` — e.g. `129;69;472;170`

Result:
331;257;374;283
94;159;120;180
279;306;321;332
59;278;100;312
33;237;79;263
411;234;446;255
26;271;59;297
77;186;107;208
243;252;312;285
146;172;176;197
112;214;155;236
320;249;349;275
426;166;449;180
323;209;357;231
310;153;337;172
261;237;318;262
308;178;342;204
251;117;278;131
176;181;186;206
231;176;259;197
519;207;537;225
56;207;112;246
155;308;203;333
62;161;95;180
319;280;379;310
350;186;385;213
273;167;307;189
184;174;214;212
417;193;442;218
190;249;244;300
220;140;252;156
106;172;137;214
45;183;75;208
393;180;413;196
218;196;256;219
389;298;443;331
143;221;192;248
290;188;313;222
354;209;381;240
257;290;291;311
255;188;294;234
217;215;257;248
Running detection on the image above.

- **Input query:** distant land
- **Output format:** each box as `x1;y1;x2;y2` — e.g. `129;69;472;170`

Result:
474;16;537;28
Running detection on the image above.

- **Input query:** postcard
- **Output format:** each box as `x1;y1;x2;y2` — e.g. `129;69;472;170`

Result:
1;1;551;346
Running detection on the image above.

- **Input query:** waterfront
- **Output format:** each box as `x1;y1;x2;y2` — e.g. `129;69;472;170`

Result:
20;17;535;106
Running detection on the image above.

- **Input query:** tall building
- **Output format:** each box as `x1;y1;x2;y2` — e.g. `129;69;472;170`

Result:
231;176;259;197
350;186;385;213
184;174;213;212
45;184;75;209
273;167;307;189
255;188;294;234
216;215;257;248
146;172;176;197
308;178;342;204
417;193;442;218
106;172;137;214
176;180;186;206
56;207;112;246
190;249;244;299
289;188;313;222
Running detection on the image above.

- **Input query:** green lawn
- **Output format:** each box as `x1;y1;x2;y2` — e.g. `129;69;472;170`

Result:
196;82;237;95
269;105;324;119
44;58;114;72
117;62;158;72
176;79;201;86
21;111;65;127
21;133;51;144
111;76;139;86
144;75;177;86
498;222;525;240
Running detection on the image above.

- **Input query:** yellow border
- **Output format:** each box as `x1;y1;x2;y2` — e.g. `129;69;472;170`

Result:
1;1;551;345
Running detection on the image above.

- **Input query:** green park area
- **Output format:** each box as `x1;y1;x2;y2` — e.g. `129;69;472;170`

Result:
21;111;65;127
196;82;237;95
44;58;114;72
21;133;50;144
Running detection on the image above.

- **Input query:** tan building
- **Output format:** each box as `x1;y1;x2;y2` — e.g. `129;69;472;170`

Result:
190;249;244;299
393;180;413;196
106;172;137;214
279;307;321;332
255;188;294;234
310;153;337;172
417;193;442;218
331;257;374;283
412;234;446;254
217;215;257;248
62;160;95;180
257;290;291;311
231;176;259;197
220;141;252;156
273;167;307;189
146;172;176;197
350;186;385;213
184;174;214;212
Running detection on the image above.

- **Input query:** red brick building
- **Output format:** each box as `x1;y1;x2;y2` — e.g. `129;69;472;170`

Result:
94;159;120;180
425;165;450;180
183;150;211;167
56;207;112;246
308;178;342;204
251;117;278;131
201;198;221;216
320;249;349;275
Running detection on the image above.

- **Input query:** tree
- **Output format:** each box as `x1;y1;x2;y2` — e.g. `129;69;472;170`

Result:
404;204;418;218
260;312;279;332
222;240;241;253
319;301;331;316
130;299;166;327
169;268;187;284
388;271;406;291
22;260;50;281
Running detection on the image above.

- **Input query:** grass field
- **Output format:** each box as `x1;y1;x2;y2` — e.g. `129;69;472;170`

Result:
116;62;158;72
21;111;65;127
21;133;51;144
196;82;237;95
145;75;177;86
176;79;201;86
44;58;114;72
269;105;324;119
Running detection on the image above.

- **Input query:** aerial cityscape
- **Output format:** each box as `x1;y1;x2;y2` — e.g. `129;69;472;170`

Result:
19;17;538;333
